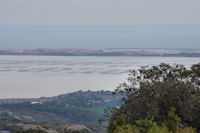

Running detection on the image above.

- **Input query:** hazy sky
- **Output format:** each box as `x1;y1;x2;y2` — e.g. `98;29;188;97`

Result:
0;0;200;25
0;0;200;49
0;25;200;49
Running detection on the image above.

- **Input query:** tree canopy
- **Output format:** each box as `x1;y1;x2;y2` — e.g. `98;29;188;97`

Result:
108;63;200;131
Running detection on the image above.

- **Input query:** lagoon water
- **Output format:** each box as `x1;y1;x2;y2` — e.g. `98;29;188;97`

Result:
0;55;199;98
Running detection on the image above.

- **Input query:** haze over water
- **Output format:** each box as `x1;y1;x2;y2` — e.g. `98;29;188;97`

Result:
0;55;199;98
1;25;200;49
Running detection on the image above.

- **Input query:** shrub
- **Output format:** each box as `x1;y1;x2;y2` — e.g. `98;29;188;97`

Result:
113;124;133;133
177;127;196;133
167;107;181;133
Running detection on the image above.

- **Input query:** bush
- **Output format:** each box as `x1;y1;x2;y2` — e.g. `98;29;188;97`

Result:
113;124;133;133
133;117;156;133
177;127;196;133
109;108;197;133
167;107;181;133
147;125;169;133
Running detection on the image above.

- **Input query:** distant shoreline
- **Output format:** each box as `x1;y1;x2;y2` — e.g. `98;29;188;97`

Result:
1;48;200;57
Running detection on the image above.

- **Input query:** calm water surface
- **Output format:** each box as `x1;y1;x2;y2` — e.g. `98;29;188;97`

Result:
0;55;199;98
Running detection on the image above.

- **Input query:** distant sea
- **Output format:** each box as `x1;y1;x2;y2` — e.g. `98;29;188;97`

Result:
0;55;199;98
0;25;200;49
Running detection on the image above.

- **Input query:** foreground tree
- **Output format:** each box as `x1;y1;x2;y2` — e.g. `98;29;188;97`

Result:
108;108;196;133
108;63;200;131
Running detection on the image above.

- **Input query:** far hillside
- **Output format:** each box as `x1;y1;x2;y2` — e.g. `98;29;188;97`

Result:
0;90;122;125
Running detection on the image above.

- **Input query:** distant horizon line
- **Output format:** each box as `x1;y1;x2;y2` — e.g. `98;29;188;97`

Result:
1;47;200;51
0;24;200;27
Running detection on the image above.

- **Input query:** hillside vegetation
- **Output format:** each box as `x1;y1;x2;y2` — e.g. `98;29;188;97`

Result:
0;91;122;132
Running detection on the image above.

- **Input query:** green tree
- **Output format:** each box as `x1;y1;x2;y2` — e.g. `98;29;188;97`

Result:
167;107;181;133
109;108;197;133
133;117;155;133
147;125;169;133
112;117;170;133
109;63;200;131
108;115;126;133
113;124;133;133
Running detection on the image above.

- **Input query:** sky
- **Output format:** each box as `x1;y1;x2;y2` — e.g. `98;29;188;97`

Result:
0;25;200;49
0;0;200;26
0;0;200;49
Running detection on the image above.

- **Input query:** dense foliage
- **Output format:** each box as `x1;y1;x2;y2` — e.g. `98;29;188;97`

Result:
108;106;196;133
108;63;200;132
